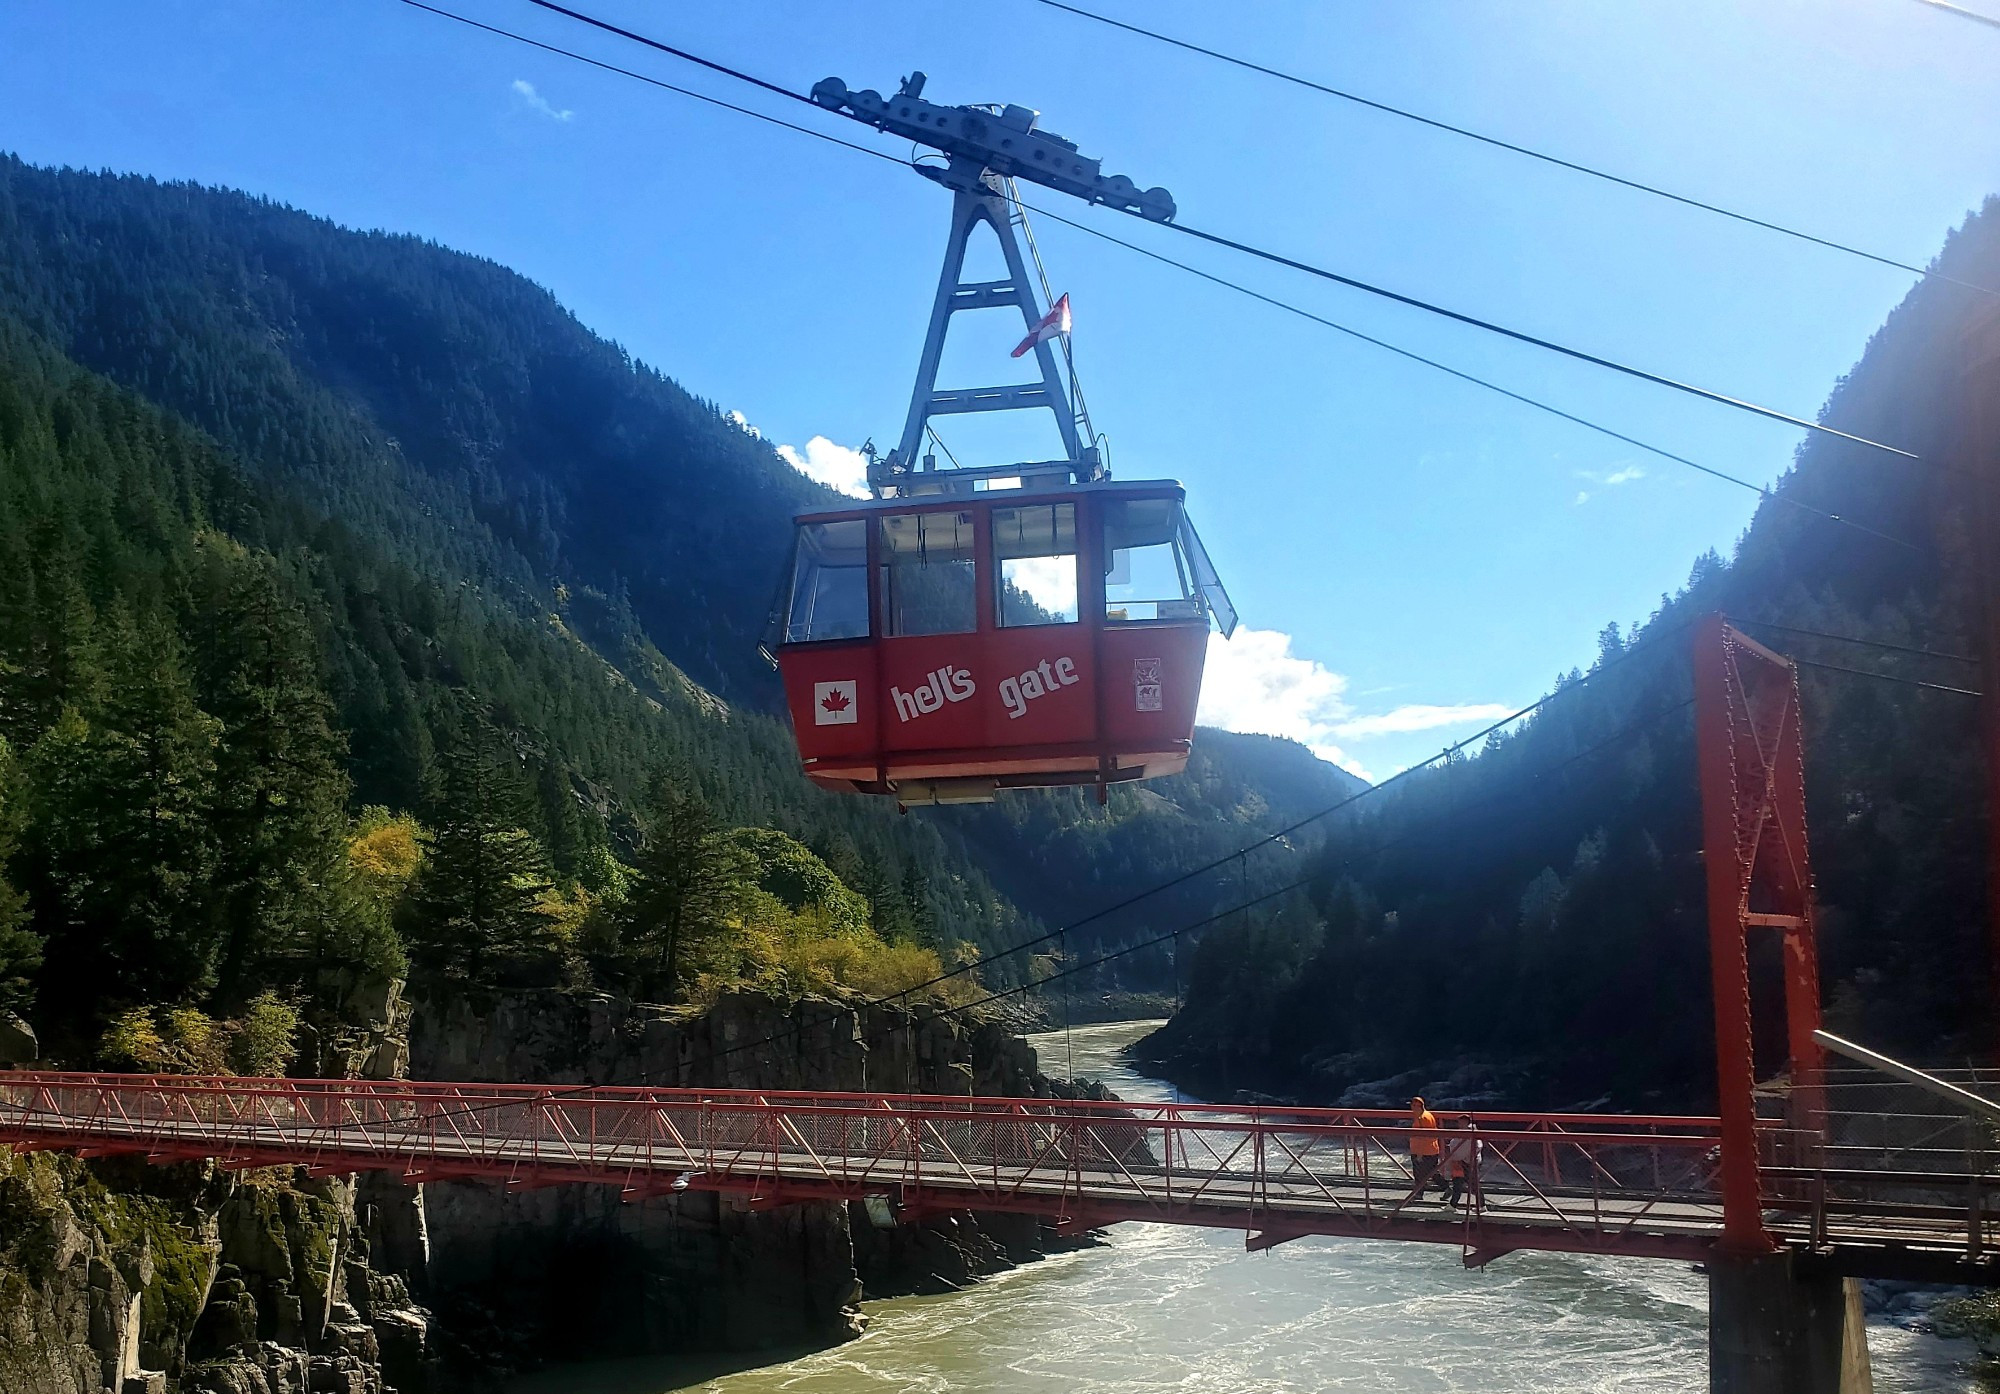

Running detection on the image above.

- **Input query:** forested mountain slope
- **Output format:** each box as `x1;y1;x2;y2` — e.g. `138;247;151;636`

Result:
0;155;1343;1053
1145;200;2000;1109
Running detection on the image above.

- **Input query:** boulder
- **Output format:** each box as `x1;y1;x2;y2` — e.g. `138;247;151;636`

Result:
347;976;403;1030
0;1010;37;1063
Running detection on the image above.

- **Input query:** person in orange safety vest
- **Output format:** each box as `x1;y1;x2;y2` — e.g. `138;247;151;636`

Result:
1404;1096;1445;1202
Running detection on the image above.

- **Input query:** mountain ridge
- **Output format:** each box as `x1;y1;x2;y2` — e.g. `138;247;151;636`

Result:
0;152;1346;1004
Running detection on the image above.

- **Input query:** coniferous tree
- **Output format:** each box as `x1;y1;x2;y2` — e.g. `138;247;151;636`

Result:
851;857;911;944
404;703;556;988
191;549;353;1002
0;737;43;1015
26;605;222;1021
625;769;750;1001
899;864;935;948
534;755;590;884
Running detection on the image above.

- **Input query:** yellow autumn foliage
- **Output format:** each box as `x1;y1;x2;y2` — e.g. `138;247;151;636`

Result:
348;808;423;903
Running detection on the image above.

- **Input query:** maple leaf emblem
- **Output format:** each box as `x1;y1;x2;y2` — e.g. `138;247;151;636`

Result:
812;680;858;725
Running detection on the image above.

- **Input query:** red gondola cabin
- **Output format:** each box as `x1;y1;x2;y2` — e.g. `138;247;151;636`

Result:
773;478;1235;804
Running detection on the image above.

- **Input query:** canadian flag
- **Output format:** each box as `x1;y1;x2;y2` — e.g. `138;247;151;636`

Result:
1011;293;1071;358
813;679;858;726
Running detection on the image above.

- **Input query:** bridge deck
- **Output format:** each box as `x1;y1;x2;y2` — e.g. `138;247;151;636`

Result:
3;1072;1993;1279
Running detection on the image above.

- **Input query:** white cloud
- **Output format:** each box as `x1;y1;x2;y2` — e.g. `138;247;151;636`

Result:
1005;555;1078;618
511;79;573;122
1332;702;1518;740
776;435;870;498
1573;462;1645;503
729;412;871;498
1196;628;1369;779
1194;628;1521;779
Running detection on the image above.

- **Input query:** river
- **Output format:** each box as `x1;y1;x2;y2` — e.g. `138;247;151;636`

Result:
511;1020;1980;1393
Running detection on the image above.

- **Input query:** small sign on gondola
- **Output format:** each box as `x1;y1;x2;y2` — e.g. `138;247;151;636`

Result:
813;680;859;725
1135;658;1163;713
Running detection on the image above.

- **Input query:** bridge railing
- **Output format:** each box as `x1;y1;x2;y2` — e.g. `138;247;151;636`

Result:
1755;1066;2000;1260
0;1071;1727;1254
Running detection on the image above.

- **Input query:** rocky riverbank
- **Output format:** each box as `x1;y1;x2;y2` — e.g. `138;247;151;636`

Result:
0;986;1097;1393
0;1149;442;1394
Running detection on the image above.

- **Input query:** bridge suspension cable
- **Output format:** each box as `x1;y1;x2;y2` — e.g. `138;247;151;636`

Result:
517;0;1922;461
305;604;1961;1139
307;620;1714;1141
1788;656;1982;697
1725;617;1977;666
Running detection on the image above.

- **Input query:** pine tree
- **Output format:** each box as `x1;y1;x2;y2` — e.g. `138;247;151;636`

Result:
191;549;353;1002
899;864;935;948
624;769;750;1001
0;737;43;1015
534;755;591;884
851;857;912;944
25;605;222;1021
404;702;555;988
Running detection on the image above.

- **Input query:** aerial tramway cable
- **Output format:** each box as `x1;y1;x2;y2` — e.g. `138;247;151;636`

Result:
365;7;1977;1120
517;0;1920;462
1030;0;2000;300
412;0;1968;1018
1909;0;2000;32
400;0;1931;555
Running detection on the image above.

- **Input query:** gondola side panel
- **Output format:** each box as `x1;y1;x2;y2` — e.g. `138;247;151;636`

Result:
778;642;881;765
1099;622;1208;752
875;630;1099;752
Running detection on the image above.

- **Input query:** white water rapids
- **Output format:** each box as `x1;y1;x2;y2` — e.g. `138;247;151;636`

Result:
511;1020;1979;1392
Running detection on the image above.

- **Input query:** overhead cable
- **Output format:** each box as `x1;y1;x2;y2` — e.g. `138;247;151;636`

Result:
1910;0;2000;31
403;2;1934;550
526;0;823;109
509;0;1922;462
1010;198;1925;553
1727;617;1976;665
401;2;909;168
1789;656;1983;696
1031;0;1999;299
1149;217;1914;458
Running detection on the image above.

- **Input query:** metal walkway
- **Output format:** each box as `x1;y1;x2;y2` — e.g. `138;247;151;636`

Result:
4;1071;1994;1279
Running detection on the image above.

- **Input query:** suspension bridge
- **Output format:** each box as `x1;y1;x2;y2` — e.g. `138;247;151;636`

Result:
1;1066;1994;1283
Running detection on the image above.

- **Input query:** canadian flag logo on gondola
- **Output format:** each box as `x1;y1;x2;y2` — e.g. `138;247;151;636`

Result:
1011;293;1071;358
813;680;858;726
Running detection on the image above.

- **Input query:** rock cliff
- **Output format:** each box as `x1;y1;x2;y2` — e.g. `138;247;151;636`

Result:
408;988;1089;1368
0;1151;441;1394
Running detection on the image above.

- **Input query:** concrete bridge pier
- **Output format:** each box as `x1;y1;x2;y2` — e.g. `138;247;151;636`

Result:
1709;1253;1872;1394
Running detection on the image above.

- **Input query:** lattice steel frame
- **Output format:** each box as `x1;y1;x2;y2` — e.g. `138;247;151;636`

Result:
1694;613;1827;1255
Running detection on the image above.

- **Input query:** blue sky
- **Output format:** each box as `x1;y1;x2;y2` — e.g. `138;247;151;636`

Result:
5;1;1997;778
